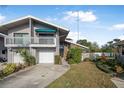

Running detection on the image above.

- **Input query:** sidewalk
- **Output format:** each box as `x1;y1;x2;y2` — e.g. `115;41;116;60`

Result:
111;77;124;88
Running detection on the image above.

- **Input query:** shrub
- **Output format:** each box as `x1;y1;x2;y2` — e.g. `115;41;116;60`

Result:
67;48;82;64
100;53;107;62
28;55;36;65
0;70;4;79
19;48;36;66
115;65;124;73
96;62;113;73
2;63;16;76
68;59;75;64
54;55;62;64
15;63;26;72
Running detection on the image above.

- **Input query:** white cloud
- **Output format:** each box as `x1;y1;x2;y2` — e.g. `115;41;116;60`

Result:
118;35;124;40
63;11;97;22
110;24;124;31
0;14;6;23
67;31;87;42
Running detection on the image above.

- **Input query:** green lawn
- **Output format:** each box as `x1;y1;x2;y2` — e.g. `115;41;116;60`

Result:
47;61;116;88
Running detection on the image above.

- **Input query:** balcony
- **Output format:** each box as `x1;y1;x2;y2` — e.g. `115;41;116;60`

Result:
5;37;56;47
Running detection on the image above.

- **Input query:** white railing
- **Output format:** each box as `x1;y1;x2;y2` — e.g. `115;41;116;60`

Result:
5;37;56;47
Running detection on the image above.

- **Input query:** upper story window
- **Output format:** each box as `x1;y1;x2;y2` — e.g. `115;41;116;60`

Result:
14;33;29;44
14;33;29;37
38;33;54;37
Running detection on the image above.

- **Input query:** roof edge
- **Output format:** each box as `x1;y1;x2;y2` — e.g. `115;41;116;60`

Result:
0;15;69;32
65;40;89;49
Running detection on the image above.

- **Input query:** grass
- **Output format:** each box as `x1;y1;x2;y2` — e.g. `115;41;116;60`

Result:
47;61;116;88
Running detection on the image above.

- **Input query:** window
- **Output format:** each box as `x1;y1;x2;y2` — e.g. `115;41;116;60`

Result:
38;33;54;37
14;33;29;44
2;50;6;54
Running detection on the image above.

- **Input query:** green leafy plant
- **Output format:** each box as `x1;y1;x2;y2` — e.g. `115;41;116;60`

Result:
2;63;16;76
18;48;36;66
54;55;62;64
67;48;82;64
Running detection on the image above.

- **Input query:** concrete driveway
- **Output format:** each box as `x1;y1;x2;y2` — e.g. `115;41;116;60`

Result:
0;64;70;88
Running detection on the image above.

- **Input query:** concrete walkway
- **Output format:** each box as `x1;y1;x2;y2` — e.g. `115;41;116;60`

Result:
111;77;124;88
0;64;70;88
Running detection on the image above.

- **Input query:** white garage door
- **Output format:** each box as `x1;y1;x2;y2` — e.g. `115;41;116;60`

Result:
39;49;54;63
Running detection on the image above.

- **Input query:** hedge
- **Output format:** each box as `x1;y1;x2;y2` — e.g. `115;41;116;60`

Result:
67;48;82;64
96;62;116;76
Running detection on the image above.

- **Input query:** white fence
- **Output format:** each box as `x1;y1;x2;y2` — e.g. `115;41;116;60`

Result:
82;53;90;61
82;52;114;61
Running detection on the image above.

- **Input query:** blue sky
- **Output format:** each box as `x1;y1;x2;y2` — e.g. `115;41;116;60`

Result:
0;5;124;46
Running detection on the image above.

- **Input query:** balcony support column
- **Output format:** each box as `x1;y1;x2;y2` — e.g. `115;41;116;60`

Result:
55;28;60;55
29;18;32;53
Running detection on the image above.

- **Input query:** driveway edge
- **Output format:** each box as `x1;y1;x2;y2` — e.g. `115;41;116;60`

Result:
0;65;36;81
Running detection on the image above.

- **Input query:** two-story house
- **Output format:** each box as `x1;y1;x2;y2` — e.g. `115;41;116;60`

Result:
0;15;69;64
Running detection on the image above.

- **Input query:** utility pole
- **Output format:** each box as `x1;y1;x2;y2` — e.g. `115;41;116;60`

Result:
77;10;79;41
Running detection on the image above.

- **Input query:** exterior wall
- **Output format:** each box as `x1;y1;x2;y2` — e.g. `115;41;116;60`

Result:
7;48;13;63
63;44;69;60
8;47;29;63
0;37;7;59
8;24;30;37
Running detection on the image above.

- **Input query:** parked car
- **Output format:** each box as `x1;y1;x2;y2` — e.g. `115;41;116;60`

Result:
0;57;7;63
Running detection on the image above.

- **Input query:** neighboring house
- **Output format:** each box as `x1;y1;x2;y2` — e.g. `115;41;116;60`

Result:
61;39;89;60
0;15;69;64
114;40;124;64
0;33;7;61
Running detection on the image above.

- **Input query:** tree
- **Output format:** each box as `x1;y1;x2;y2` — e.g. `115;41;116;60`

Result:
77;39;90;47
90;42;100;52
113;39;120;43
101;44;112;52
77;39;100;52
107;41;113;46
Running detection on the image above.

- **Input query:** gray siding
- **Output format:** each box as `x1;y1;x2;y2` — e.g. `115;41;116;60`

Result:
8;24;30;37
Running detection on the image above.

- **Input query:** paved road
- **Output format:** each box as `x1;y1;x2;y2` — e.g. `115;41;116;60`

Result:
0;64;69;88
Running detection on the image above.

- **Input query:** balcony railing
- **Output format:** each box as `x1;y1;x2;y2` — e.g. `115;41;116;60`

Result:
5;37;56;47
